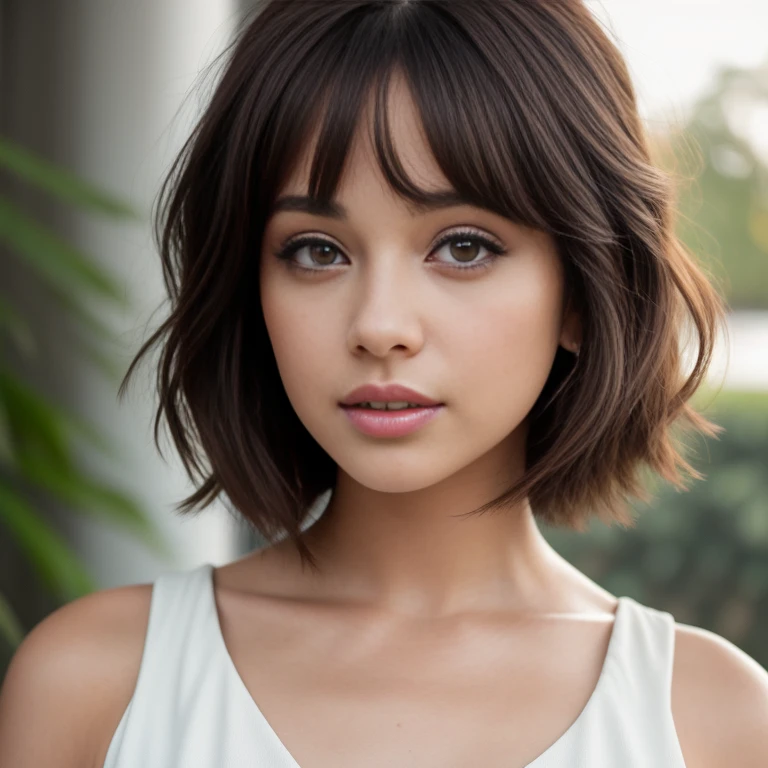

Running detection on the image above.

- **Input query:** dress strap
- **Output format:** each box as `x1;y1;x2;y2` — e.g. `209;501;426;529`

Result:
590;596;687;766
102;563;217;768
531;595;687;767
614;597;677;710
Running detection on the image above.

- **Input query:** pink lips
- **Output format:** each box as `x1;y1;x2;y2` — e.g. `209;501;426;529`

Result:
340;382;441;407
340;404;444;437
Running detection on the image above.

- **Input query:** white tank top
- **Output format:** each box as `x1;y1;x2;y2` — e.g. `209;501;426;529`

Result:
103;562;688;767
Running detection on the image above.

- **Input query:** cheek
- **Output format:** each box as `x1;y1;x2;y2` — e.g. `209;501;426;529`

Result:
260;278;339;412
451;269;563;420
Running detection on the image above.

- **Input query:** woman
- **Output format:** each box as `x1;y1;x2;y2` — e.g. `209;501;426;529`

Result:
2;1;767;766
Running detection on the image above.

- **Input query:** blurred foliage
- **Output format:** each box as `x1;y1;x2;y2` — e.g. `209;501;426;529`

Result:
543;387;768;668
652;59;768;309
0;137;170;653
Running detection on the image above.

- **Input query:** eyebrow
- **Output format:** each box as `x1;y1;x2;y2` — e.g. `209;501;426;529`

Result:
270;190;477;219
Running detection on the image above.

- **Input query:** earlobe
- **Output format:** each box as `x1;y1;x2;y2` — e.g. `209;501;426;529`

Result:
559;336;581;356
561;341;581;357
559;298;582;357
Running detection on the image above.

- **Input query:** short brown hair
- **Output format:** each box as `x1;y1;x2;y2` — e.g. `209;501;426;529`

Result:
120;0;728;572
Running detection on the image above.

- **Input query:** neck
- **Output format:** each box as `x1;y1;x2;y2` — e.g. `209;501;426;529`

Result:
295;464;567;619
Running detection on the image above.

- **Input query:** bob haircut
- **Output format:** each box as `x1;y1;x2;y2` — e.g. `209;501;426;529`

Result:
121;0;728;572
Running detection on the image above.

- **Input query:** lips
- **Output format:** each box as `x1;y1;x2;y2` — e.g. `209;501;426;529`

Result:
340;382;442;407
341;402;445;437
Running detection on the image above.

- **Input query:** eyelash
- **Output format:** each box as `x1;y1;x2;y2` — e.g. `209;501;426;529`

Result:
272;227;508;275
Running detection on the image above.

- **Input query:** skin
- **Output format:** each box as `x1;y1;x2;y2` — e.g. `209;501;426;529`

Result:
1;72;768;768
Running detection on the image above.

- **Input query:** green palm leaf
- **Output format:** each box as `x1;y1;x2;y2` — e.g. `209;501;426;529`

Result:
0;137;165;660
0;137;138;219
15;455;170;557
0;370;168;555
0;592;24;649
0;483;96;602
0;391;12;468
0;297;36;359
0;369;72;471
0;197;127;304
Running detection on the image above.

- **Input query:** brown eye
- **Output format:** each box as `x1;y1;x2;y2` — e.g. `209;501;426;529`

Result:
274;238;345;270
430;229;507;271
308;243;338;266
448;239;482;263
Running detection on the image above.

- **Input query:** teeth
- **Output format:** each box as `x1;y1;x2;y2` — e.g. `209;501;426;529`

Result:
357;401;422;410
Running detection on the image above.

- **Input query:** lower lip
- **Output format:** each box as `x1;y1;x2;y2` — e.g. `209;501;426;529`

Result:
340;404;444;437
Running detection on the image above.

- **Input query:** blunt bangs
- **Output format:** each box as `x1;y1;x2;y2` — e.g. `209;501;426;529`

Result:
257;2;546;231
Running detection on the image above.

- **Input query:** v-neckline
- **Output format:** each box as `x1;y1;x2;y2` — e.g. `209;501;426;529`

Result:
201;563;629;768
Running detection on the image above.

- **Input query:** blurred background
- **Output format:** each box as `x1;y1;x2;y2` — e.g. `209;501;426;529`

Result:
0;0;766;678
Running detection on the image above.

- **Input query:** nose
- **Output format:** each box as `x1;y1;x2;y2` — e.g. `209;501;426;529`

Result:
345;257;425;358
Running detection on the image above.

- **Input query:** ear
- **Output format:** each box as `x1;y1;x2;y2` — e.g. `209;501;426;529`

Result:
559;291;582;355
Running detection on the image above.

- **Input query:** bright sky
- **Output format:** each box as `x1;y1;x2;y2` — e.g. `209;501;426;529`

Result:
585;0;768;128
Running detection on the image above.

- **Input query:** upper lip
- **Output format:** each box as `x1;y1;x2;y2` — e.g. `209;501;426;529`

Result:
340;383;442;406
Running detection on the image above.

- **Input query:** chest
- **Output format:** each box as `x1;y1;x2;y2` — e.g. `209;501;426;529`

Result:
218;594;618;768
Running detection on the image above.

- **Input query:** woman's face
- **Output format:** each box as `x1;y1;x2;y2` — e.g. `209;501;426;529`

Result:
260;76;579;495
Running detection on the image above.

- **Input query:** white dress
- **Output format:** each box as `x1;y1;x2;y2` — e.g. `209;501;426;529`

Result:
103;563;688;767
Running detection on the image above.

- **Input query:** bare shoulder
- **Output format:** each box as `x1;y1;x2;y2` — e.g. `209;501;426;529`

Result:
0;581;153;768
671;621;768;768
